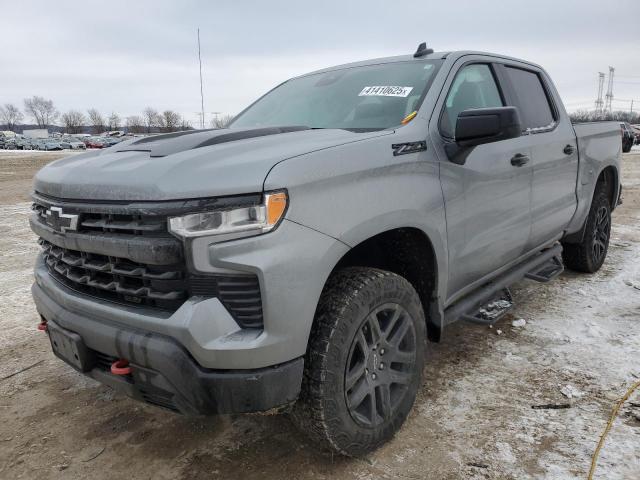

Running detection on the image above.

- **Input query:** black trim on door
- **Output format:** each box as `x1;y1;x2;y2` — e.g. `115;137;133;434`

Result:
492;62;560;135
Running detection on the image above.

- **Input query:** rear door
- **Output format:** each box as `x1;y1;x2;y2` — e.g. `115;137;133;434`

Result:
430;59;534;302
499;65;579;249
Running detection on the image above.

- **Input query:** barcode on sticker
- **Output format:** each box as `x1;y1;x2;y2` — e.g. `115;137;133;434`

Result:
358;86;413;97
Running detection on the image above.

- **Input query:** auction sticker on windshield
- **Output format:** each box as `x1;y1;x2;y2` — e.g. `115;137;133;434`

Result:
358;86;413;97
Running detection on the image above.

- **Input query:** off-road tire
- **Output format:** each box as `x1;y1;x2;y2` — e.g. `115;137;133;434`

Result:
291;267;426;456
562;189;611;273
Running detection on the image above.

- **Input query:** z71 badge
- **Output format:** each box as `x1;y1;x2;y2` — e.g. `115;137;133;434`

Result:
391;141;427;156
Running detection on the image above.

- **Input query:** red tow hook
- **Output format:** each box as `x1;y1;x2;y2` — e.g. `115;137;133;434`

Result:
110;359;132;376
37;319;48;332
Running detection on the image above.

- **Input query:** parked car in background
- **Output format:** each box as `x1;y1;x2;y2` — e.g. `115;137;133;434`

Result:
4;137;30;150
630;124;640;145
34;139;63;151
84;137;108;149
101;137;122;147
620;122;634;152
59;137;87;150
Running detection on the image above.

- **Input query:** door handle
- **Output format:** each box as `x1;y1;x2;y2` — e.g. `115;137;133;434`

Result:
510;153;530;167
563;144;575;155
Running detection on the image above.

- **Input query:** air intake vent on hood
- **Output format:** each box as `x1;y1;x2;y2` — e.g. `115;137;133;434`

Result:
192;126;311;150
131;129;216;145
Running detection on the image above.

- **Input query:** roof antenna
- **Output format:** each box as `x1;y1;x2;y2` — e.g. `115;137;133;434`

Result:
413;42;434;58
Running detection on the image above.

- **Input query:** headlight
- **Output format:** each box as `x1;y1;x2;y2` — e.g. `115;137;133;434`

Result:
168;191;288;240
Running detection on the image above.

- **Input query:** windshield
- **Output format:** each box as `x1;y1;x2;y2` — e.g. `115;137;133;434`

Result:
231;60;443;131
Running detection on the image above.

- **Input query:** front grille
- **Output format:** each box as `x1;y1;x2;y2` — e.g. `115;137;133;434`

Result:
41;238;187;310
32;194;265;328
32;202;167;236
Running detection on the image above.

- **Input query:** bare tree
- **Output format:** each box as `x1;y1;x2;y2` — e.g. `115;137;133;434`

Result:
23;96;58;128
143;107;160;133
107;112;121;131
210;114;234;129
126;115;145;134
61;110;86;134
159;110;181;132
179;116;193;131
0;103;24;131
569;109;640;124
87;108;105;134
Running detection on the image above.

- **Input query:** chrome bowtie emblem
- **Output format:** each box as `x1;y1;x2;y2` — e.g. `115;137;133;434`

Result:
45;207;79;233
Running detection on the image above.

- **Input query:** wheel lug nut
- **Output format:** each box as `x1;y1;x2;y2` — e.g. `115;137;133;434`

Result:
380;349;385;355
372;373;377;380
379;363;384;370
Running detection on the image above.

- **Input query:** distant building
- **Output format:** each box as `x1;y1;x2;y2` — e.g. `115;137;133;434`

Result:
23;129;49;139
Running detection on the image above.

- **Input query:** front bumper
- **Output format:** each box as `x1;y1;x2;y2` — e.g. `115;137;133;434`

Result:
32;218;349;369
36;300;303;415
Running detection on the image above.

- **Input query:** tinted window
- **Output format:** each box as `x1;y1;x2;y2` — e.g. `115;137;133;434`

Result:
439;64;503;138
231;61;442;131
504;67;555;130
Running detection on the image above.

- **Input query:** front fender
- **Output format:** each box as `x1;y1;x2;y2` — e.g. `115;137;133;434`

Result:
264;130;449;311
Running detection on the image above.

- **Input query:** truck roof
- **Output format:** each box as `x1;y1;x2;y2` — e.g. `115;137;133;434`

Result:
299;50;544;78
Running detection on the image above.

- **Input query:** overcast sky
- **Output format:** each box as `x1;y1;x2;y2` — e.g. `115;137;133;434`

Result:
1;0;639;127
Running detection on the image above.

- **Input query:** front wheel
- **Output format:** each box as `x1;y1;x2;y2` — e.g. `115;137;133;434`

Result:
562;189;611;273
292;267;426;456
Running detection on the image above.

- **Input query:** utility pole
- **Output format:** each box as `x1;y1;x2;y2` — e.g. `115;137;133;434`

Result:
595;72;605;118
604;66;615;115
631;99;634;115
210;112;221;128
197;28;205;129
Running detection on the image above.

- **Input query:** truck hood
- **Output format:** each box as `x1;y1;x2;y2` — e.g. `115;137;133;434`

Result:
33;127;391;201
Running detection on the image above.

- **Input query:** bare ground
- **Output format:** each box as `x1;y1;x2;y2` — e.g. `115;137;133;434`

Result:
0;150;638;479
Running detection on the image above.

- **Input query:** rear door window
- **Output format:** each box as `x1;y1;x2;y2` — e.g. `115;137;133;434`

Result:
504;67;555;131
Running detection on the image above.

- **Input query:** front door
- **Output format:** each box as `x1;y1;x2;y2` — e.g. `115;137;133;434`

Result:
431;61;533;302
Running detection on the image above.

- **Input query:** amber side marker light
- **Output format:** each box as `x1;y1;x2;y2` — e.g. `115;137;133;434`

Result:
266;191;288;226
401;111;418;125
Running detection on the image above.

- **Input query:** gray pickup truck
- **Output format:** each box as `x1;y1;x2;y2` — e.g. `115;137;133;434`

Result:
30;44;621;455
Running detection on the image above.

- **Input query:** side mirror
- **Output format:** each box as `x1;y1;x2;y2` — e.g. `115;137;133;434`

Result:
455;106;522;148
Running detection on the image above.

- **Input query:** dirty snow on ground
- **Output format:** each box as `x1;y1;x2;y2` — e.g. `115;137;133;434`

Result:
416;219;640;479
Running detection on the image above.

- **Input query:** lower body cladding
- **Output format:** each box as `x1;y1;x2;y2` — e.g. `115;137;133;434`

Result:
30;218;349;414
33;284;303;414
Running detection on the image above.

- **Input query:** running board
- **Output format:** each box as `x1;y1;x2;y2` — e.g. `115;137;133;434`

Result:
525;254;564;283
444;244;563;326
460;288;513;325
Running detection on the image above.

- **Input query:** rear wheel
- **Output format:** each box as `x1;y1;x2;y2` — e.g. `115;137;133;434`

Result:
292;267;426;456
562;189;611;273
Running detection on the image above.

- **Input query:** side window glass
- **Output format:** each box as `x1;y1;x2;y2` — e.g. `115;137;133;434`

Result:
504;67;555;131
439;64;503;139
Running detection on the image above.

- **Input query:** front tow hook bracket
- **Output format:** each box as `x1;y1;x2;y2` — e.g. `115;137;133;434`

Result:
111;359;132;376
